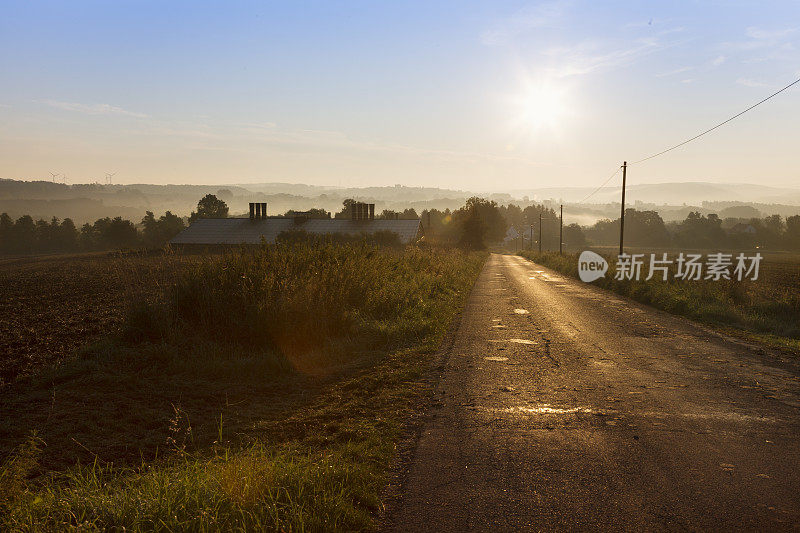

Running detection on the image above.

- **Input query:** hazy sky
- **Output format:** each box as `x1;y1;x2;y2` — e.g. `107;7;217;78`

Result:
1;1;799;190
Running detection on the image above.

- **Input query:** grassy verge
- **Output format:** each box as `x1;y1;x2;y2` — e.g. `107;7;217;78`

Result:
518;250;800;353
1;243;486;531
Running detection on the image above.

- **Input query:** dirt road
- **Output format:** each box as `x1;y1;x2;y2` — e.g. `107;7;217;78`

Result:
388;254;800;531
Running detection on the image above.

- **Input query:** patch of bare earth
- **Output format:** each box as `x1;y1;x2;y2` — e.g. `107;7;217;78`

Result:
0;252;197;384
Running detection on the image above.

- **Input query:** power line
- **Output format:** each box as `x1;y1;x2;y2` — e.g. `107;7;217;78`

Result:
576;165;622;204
631;75;800;165
574;75;800;205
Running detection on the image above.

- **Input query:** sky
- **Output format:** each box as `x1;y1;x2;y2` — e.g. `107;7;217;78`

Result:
1;0;799;191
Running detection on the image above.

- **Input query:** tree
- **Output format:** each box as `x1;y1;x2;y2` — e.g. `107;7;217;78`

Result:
335;199;357;219
35;218;57;251
190;194;228;222
401;208;419;220
12;215;36;253
285;208;330;219
377;208;419;220
624;209;671;247
761;214;784;248
419;208;454;243
719;205;761;219
520;204;560;250
563;223;587;249
585;209;670;247
673;212;726;248
378;209;399;220
786;215;800;250
453;197;506;243
58;218;79;251
100;217;140;249
501;204;524;231
458;205;487;250
142;210;186;248
81;217;140;250
0;213;12;252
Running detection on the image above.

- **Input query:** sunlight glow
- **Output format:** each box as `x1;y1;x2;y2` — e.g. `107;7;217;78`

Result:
509;79;572;138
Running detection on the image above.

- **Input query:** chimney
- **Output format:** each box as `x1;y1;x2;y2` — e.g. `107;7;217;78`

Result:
249;203;255;220
351;202;374;221
261;203;267;218
255;203;262;219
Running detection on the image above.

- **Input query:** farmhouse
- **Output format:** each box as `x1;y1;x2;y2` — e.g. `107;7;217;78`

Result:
170;202;423;247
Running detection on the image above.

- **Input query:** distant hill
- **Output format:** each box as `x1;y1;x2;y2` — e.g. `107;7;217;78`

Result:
510;181;800;206
3;178;800;225
0;179;474;223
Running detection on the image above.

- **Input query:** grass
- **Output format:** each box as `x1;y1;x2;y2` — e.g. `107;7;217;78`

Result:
0;243;486;531
518;250;800;352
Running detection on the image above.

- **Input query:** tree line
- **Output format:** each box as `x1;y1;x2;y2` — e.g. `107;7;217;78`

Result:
583;209;800;250
0;211;186;254
0;193;230;254
286;199;420;220
420;198;583;250
4;191;800;254
419;199;800;251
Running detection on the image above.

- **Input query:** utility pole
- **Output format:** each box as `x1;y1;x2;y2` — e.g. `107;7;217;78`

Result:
538;213;542;253
427;211;432;239
619;161;627;256
559;204;563;255
529;224;533;250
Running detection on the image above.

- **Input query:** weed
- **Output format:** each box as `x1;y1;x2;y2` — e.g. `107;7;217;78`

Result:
0;433;43;518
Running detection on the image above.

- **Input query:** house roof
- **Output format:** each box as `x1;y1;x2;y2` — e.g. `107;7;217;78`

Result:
729;223;757;233
170;218;423;245
503;226;520;241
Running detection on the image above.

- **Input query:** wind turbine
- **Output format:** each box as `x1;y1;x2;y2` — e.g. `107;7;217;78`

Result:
50;172;60;183
105;172;116;185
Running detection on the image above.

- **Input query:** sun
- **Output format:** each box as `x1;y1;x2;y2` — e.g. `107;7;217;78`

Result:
510;80;571;136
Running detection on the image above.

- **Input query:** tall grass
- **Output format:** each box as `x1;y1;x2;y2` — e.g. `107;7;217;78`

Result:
3;441;387;531
519;250;800;343
129;243;470;357
2;243;486;531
